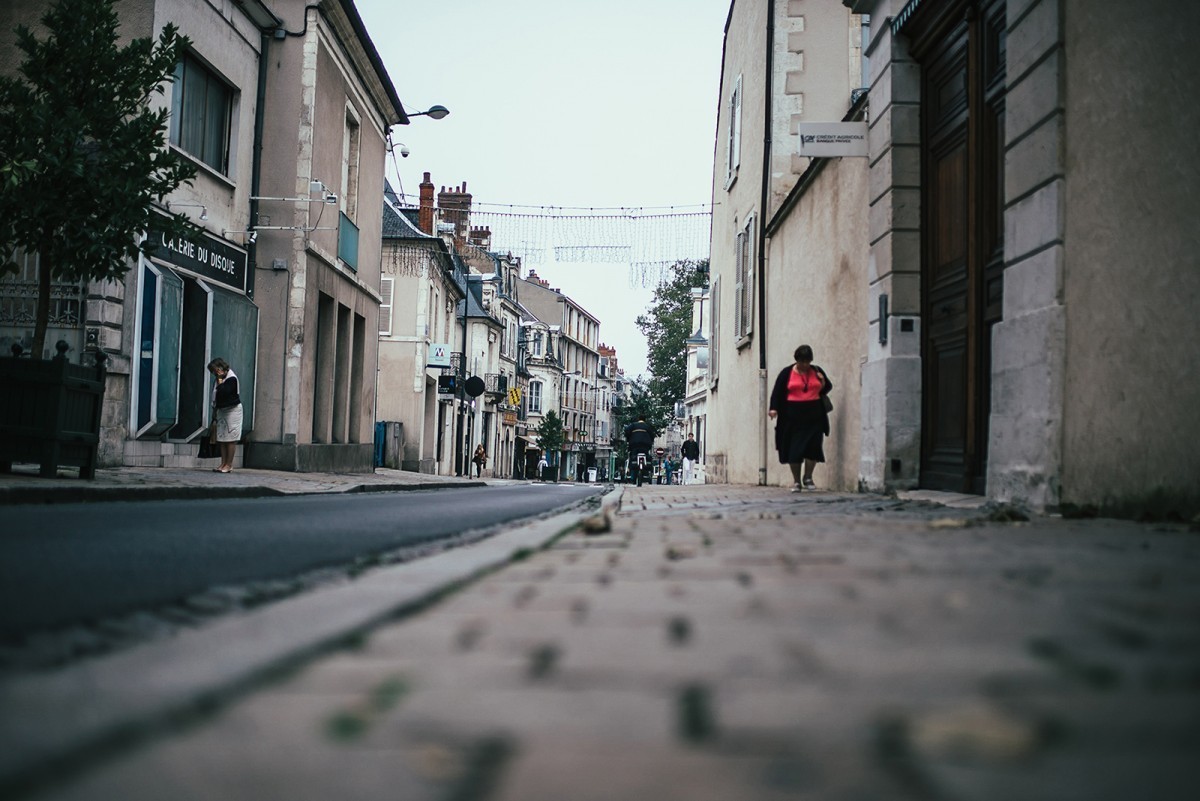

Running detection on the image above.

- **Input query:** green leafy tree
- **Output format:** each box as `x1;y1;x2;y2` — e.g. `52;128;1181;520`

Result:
535;409;566;466
0;0;195;358
634;259;708;411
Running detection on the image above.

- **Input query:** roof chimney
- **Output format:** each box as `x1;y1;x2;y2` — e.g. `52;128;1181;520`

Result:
437;181;473;244
418;172;435;234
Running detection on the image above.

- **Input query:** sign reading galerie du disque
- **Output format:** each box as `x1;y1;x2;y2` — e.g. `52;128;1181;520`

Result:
796;122;869;158
146;213;248;293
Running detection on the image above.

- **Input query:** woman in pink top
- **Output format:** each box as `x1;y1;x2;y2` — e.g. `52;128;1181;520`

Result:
768;345;833;492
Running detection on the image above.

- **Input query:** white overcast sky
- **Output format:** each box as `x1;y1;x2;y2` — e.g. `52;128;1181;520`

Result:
356;0;731;378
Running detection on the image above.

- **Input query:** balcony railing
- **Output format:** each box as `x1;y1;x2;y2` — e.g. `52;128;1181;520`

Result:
484;373;508;396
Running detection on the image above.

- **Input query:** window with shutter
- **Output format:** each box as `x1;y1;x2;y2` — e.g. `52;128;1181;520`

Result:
733;227;745;338
709;278;721;388
726;75;742;187
740;215;754;338
379;277;394;336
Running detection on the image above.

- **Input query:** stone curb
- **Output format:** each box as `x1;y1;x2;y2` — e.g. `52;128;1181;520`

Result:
0;480;488;506
0;485;622;797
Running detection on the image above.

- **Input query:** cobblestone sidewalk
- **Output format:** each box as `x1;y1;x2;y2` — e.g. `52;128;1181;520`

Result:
22;484;1200;801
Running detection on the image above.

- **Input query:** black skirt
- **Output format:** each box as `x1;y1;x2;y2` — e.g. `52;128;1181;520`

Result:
776;399;826;464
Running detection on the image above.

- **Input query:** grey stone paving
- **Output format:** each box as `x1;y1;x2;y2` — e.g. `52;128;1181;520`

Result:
19;484;1200;801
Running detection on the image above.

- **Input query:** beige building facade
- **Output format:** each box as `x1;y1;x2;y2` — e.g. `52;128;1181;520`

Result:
376;184;463;474
706;0;865;488
520;272;602;481
246;0;404;473
706;0;1200;517
1;0;278;468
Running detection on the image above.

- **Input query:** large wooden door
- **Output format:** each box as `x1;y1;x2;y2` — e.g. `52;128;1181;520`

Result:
913;0;1006;493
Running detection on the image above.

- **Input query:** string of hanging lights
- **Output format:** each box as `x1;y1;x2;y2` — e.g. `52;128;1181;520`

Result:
381;193;711;286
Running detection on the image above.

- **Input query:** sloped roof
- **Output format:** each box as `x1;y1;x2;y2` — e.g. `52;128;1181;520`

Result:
382;181;434;240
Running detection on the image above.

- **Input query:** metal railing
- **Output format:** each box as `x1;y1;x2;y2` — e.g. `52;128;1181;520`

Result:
484;373;508;396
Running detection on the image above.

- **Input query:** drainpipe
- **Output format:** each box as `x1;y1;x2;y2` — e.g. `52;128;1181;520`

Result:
454;288;468;476
758;0;775;486
248;31;269;302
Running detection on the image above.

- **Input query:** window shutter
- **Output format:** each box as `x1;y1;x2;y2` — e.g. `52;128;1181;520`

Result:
727;76;742;181
742;215;754;337
709;278;721;387
379;277;394;336
733;229;745;337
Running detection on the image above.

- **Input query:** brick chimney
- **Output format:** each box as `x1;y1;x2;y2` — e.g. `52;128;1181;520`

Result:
437;181;472;243
468;225;492;250
418;172;435;234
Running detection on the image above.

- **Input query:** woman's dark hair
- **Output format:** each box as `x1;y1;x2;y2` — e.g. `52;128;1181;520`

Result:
207;357;230;372
794;345;814;362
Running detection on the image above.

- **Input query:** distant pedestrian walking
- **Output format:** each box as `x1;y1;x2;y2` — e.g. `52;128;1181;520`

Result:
768;345;832;492
536;454;549;481
681;434;700;484
472;444;487;477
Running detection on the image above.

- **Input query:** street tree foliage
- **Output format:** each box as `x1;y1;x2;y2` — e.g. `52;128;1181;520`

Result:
634;259;709;412
0;0;196;358
535;410;566;464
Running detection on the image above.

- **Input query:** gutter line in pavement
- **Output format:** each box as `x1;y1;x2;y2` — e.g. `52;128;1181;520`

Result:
0;486;621;798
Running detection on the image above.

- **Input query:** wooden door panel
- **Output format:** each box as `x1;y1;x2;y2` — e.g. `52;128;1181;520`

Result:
918;0;1006;494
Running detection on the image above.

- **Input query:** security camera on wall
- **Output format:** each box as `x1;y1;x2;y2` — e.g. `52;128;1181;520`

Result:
400;146;410;158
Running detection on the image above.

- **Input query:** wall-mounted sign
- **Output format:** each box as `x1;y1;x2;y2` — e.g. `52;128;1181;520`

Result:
427;343;452;368
146;214;248;293
464;375;485;398
796;122;869;158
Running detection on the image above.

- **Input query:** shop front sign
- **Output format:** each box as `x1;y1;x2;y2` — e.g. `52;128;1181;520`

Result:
147;216;248;293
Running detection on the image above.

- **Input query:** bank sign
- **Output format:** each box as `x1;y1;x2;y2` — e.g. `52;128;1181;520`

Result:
796;122;869;158
147;215;248;293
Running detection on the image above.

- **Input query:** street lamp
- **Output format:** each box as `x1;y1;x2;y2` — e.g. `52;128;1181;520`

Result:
407;104;450;120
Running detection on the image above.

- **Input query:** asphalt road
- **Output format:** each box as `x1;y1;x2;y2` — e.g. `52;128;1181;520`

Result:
0;484;600;641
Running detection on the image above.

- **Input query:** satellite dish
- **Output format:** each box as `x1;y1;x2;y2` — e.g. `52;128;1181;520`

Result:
465;375;486;398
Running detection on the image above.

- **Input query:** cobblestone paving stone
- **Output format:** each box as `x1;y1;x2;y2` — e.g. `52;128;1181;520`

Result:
31;485;1200;801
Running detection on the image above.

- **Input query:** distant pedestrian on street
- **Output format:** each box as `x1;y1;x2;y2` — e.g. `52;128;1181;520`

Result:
681;434;700;484
664;459;675;485
624;415;655;486
537;454;549;481
207;357;242;474
472;444;487;477
768;344;832;492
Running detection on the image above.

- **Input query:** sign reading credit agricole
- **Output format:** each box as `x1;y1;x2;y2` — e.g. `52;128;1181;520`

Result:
796;122;869;158
147;214;248;293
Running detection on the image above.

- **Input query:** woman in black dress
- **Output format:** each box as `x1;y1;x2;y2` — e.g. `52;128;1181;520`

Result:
768;345;832;492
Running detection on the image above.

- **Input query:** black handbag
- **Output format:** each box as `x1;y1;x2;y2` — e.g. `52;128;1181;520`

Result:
821;394;833;413
198;427;218;459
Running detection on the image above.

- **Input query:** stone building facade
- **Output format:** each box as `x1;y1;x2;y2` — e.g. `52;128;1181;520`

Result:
245;0;405;473
705;0;1200;516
